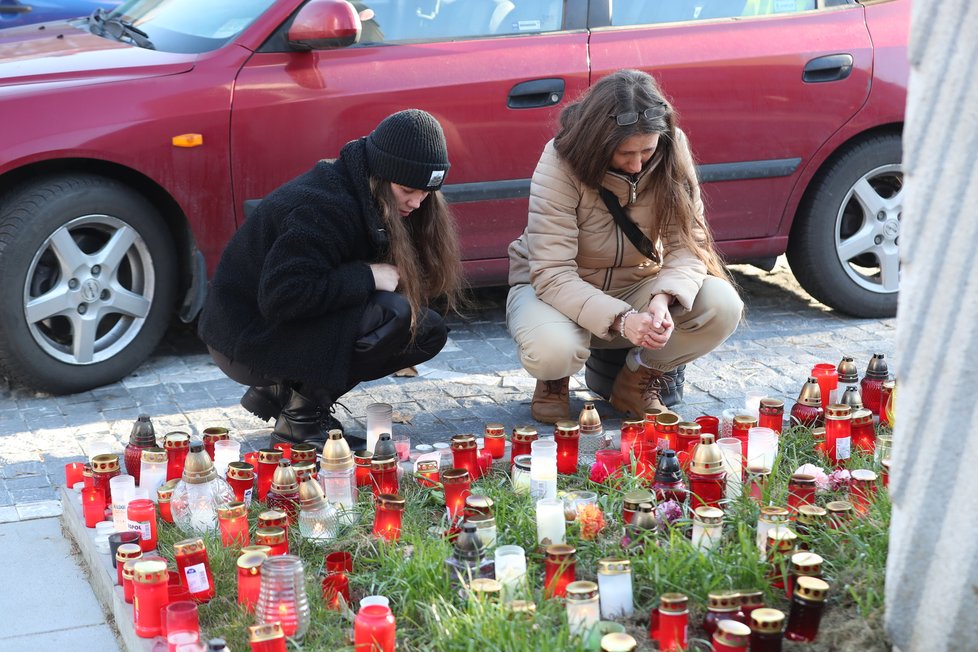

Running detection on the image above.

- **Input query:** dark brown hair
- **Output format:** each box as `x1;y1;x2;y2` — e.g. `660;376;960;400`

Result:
370;178;465;332
554;69;730;280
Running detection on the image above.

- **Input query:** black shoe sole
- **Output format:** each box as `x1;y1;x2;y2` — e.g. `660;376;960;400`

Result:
241;388;281;421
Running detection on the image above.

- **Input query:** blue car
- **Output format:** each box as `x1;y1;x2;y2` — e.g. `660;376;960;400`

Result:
0;0;120;29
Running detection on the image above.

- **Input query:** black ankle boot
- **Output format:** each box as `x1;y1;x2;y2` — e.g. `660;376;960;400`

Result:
271;390;334;451
240;383;292;421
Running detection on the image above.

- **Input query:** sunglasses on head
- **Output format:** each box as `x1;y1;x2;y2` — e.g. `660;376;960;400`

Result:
611;103;668;127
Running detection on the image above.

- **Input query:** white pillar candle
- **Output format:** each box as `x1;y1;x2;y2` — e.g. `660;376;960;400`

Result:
139;449;168;500
213;439;241;479
365;402;392;454
109;474;135;533
494;545;527;602
744;390;767;419
747;427;779;471
529;439;557;500
691;506;723;551
536;498;566;546
597;559;633;618
566;581;601;637
716;437;743;500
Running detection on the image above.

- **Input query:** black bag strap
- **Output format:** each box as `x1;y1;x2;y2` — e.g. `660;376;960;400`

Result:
597;187;660;264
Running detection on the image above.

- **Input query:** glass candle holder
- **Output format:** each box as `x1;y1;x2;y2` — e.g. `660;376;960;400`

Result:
484;423;506;459
747;427;778;471
879;379;895;426
110;474;135;533
256;555;311;640
238;551;266;612
654;412;680;451
554;421;581;475
451;434;480;480
566;580;600;637
787;551;824;599
675;422;701;470
758;398;784;434
619;419;644;464
114;542;142;585
511;455;532;494
164;432;191;482
65;462;86;488
213;439;241;480
354;450;374;487
494;545;527;602
649;593;689;652
811;363;839;409
621;489;653;526
691;506;723;551
391;434;411;463
157;479;177;524
255;526;289;556
370;457;399;497
272;442;292;461
122;559;139;603
354;604;396;652
590;449;624;484
441;468;471;520
366;402;393;455
164;600;201;650
703;591;746;635
202;427;230;462
218;502;250;547
713;619;752;652
746;465;772;503
126;498;157;551
716;437;743;500
688;434;727;510
249;622;287;652
468;513;497;550
298;478;338;543
138;448;168;499
83;463;94;489
545;546;578;599
511;426;538;462
536;497;566;547
258;509;287;530
749;607;786;652
766;526;799;591
174;537;216;602
373;493;406;541
756;506;790;558
529;439;558;500
464;494;494;518
226;462;255;506
109;529;140;569
132;559;169;638
784;576;829;642
171;445;237;535
321;570;351;611
256;449;283;502
91;453;121;506
413;454;441;489
597;558;633;619
787;473;817;511
824;404;852;466
850;409;875;453
642;407;664;441
860;353;888;416
730;415;757;464
849;469;878;514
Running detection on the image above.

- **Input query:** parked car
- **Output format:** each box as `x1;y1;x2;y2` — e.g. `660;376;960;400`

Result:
0;0;908;394
0;0;119;29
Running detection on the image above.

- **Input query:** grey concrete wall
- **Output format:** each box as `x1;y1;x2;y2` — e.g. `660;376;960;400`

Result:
885;0;978;649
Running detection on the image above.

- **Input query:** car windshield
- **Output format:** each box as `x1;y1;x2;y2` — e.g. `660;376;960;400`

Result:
99;0;278;53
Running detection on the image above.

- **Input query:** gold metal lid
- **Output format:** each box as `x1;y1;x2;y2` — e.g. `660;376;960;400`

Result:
690;433;724;474
157;478;179;501
298;478;328;511
655;412;681;429
746;465;772;479
320;430;353;471
851;408;873;426
825;500;854;515
293;461;317;483
257;509;286;526
257;448;283;465
811;426;826;443
122;558;140;579
795;576;830;601
738;590;763;606
512;426;538;442
597;558;630;575
469;578;501;594
226;461;254;481
451;434;477;450
115;543;142;562
622;489;654;509
837;356;859;383
545;543;576;560
173;537;206;555
290;443;317;463
622;419;645;430
513;454;532;471
789;473;816;486
677;421;702;437
441;468;470;484
693;505;723;525
269;460;298;493
750;608;785;634
659;592;689;613
254;526;286;545
83;464;93;478
181;445;217;484
132;559;167;584
240;544;272;556
217;501;247;520
163;432;190;449
202;427;230;442
840;386;863;409
566;580;599;601
707;590;741;611
796;504;828;525
140;447;167;464
600;632;637;652
759;397;784;411
353;449;373;464
643;408;663;422
766;526;799;550
377;493;406;511
759;505;790;523
507;600;536;614
714;619;752;645
465;494;494;514
248;623;285;643
370;457;397;472
825;403;852;420
484;423;505;436
91;453;120;473
791;551;824;574
555;420;581;438
732;414;758;429
796;377;822;407
236;551;267;573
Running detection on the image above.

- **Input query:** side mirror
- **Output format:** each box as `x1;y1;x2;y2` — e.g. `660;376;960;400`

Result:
287;0;361;51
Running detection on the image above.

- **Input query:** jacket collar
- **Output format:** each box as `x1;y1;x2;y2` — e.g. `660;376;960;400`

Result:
335;138;390;251
601;149;664;204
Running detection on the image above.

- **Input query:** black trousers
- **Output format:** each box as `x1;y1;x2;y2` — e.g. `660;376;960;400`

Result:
209;291;448;403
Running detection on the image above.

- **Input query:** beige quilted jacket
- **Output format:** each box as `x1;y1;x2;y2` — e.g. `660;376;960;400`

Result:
508;128;710;340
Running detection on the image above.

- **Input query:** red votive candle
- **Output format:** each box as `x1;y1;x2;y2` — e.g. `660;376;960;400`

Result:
132;559;169;638
619;419;644;464
370;457;399;497
65;462;85;488
787;473;817;511
695;415;720;436
202;426;230;462
258;509;288;530
713;619;752;651
249;623;288;652
784;577;830;642
82;463;94;489
157;479;177;524
126;498;157;552
451;434;480;480
226;462;256;505
622;489;653;525
731;415;757;467
824;404;852;466
255;527;289;556
850;409;875;453
82;486;106;528
484;423;506;459
654;413;680;452
326;550;354;573
163;432;190;481
675;422;702;470
91;453;121;505
174;537;216;603
650;593;689;652
237;551;266;612
811;363;838;410
354;450;374;487
354;604;396;652
849;469;878;514
115;543;142;585
554;421;581;475
321;571;350;611
758;398;784;434
243;450;260;467
272;441;292;460
218;502;250;547
122;559;139;603
589;449;623;484
373;493;406;541
441;468;471;520
511;426;538;463
543;544;576;598
256;449;283;502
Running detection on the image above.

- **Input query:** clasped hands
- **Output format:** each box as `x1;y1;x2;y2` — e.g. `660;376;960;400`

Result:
620;293;674;350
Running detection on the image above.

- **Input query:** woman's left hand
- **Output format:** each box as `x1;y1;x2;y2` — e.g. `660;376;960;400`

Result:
642;293;675;349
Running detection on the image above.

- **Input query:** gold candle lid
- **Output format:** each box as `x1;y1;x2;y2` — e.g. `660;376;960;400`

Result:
115;543;143;563
690;433;724;474
738;590;763;607
249;623;285;643
714;620;751;646
759;397;784;411
659;592;689;614
796;377;822;407
122;558;140;580
622;489;654;510
465;494;494;514
202;427;230;442
600;632;637;652
795;576;830;601
157;478;179;501
693;505;723;525
441;468;470;484
732;414;758;429
796;504;828;525
851;469;878;483
766;526;798;551
707;590;741;611
469;577;501;595
555;420;581;438
677;421;702;437
759;505;790;523
643;408;663;422
241;544;272;556
226;461;254;481
825;404;852;420
750;608;785;634
321;430;353;471
293;461;317;483
163;432;190;450
257;448;283;465
290;443;317;463
791;551;824;574
370;457;397;472
655;412;681;429
851;408;873;426
507;600;536;614
545;543;576;561
140;447;167;464
236;551;267;573
254;526;286;545
217;501;247;520
597;558;630;575
566;580;598;601
451;434;477;450
258;509;287;526
270;460;299;493
578;403;602;434
825;500;854;515
173;537;206;556
298;478;328;511
512;426;538;442
91;453;120;474
133;559;168;584
377;493;406;512
484;423;505;437
789;472;816;486
622;418;645;430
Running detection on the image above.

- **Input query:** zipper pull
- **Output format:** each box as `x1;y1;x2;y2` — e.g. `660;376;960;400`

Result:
629;180;637;204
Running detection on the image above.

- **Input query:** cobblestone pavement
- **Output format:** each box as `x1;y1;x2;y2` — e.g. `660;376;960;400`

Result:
0;258;896;523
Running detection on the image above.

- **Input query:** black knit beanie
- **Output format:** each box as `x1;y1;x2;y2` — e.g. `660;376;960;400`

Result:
366;109;451;191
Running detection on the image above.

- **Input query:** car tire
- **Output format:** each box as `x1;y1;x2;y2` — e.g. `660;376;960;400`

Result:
0;175;177;394
786;133;903;318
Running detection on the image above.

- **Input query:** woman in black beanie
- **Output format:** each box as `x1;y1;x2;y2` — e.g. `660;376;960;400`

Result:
198;109;464;450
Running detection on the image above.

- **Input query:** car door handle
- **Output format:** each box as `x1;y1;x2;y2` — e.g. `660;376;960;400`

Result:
508;78;565;109
803;54;854;83
0;4;32;13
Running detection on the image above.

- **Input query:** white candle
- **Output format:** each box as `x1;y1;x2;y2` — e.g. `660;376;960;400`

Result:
691;506;723;551
716;437;743;500
535;498;566;546
566;581;600;637
109;474;135;533
494;545;526;602
213;439;240;479
747;427;779;471
597;559;633;618
530;439;557;500
365;402;392;454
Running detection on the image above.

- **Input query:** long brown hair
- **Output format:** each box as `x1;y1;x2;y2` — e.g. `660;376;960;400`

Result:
370;177;465;331
554;69;730;281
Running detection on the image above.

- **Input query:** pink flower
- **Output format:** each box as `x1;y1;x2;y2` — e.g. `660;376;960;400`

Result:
655;500;683;530
795;463;831;492
825;469;852;492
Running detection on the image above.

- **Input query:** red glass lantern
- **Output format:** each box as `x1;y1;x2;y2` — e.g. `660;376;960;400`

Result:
619;419;644;463
373;493;406;541
354;450;373;487
354;604;397;652
174;537;216;603
202;426;230;462
511;426;538;463
258;509;288;530
256;449;283;502
787;473;816;512
254;527;289;556
441;468;471;520
243;451;260;467
226;462;256;505
688;434;727;511
370;457;399;497
272;441;292;460
730;415;757;467
650;593;689;652
642;408;664;445
790;377;824;427
758;398;784;434
484;423;506;459
849;469;878;514
860;353;889;416
675;422;702;470
879;379;895;426
124;414;157;483
237;551;266;612
126;498;157;552
811;363;838;410
164;432;191;481
451;434;480;480
132;559;169;638
784;577;830;642
90;453;121;505
850;409;875;453
115;543;142;586
267;461;300;525
543;544;576;598
82;486;106;528
654;412;680;451
824;404;852;466
589;449;623;484
122;559;139;603
249;623;288;652
218;502;250;547
554;421;581;475
157;479;177;524
695;415;720;436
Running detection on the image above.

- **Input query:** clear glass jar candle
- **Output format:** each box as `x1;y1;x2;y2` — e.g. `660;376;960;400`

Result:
256;555;311;640
494;545;527;602
511;454;531;493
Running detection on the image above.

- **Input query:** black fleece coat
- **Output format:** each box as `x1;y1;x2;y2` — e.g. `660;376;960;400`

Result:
197;138;388;398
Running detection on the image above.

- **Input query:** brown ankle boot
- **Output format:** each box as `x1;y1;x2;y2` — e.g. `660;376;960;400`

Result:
610;363;672;417
531;377;570;424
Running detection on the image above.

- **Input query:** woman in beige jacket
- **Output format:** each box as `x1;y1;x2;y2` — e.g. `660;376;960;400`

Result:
507;69;743;424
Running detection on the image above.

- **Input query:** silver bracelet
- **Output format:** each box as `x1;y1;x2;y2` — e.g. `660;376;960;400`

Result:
618;308;639;338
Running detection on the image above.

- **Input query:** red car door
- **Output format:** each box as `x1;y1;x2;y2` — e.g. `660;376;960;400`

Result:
588;2;873;255
228;0;589;284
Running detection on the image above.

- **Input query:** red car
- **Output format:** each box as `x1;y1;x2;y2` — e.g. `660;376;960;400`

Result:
0;0;907;394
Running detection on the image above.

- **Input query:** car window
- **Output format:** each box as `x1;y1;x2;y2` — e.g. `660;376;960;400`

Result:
610;0;820;27
351;0;564;43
